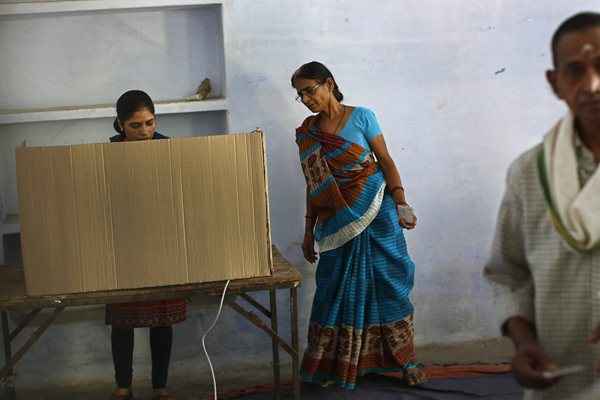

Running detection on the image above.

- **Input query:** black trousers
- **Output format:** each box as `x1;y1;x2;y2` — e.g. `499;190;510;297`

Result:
111;326;173;389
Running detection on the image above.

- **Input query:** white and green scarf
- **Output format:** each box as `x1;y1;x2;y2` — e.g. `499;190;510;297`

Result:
538;112;600;252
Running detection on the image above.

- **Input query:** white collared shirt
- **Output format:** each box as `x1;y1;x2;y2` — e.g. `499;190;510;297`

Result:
574;133;599;187
484;143;600;400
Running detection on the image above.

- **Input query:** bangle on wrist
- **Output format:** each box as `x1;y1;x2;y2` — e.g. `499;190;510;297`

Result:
389;186;404;196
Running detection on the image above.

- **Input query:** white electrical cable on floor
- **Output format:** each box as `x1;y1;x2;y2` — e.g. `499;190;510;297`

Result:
201;279;231;400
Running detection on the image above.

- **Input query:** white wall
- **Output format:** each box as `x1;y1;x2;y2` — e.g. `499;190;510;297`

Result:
223;0;597;343
0;6;225;110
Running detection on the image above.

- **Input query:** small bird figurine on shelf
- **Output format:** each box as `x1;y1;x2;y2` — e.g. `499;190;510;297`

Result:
184;78;212;101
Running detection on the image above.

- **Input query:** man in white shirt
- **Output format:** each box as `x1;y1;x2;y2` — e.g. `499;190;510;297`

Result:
484;11;600;400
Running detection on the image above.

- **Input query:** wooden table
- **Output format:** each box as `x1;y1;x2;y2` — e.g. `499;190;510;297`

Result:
0;246;301;400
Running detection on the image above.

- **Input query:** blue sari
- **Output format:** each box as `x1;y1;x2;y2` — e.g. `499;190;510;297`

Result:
296;112;420;389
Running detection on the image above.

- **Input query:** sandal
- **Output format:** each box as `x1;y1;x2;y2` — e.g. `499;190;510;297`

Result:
402;362;428;386
152;390;176;400
109;389;134;400
319;380;336;388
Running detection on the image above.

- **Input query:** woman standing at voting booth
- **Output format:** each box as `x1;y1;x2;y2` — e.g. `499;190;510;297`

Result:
292;62;426;389
106;90;185;400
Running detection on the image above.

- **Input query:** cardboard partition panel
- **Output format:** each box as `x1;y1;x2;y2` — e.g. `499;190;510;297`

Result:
16;131;272;296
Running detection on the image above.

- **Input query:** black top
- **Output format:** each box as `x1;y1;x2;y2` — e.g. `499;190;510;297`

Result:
109;132;169;142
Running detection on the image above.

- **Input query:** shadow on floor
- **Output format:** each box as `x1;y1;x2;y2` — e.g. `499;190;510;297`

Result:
1;373;522;400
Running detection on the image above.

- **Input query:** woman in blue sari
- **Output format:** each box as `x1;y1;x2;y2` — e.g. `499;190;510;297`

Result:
292;61;426;389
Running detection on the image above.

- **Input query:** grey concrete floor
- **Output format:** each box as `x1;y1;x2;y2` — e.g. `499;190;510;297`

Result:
417;336;514;365
1;337;514;400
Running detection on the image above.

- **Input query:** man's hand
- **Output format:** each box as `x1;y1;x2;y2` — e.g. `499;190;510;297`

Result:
505;316;559;390
588;325;600;345
587;325;600;373
512;341;560;390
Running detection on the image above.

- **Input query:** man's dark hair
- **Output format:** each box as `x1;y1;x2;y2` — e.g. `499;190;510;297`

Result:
551;12;600;67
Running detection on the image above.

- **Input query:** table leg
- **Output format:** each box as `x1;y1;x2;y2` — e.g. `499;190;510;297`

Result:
269;290;280;400
290;287;300;400
1;311;16;400
0;306;64;379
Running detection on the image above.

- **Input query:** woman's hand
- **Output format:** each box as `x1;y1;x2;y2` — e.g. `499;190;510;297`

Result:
302;232;318;263
397;203;417;229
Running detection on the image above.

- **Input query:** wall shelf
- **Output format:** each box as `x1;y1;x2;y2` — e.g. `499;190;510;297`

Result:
0;0;228;215
0;98;228;125
0;0;223;16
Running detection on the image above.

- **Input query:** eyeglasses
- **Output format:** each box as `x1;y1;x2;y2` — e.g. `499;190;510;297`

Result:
295;83;322;103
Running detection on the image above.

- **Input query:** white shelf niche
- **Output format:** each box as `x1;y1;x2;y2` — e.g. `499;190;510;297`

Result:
0;214;19;235
0;98;228;124
0;3;226;120
0;214;19;265
0;0;223;16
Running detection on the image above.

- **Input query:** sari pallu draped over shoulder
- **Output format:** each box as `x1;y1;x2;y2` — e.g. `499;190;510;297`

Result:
296;116;386;252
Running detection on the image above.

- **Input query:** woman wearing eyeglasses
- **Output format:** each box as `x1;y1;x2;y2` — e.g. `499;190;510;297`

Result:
292;61;426;389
